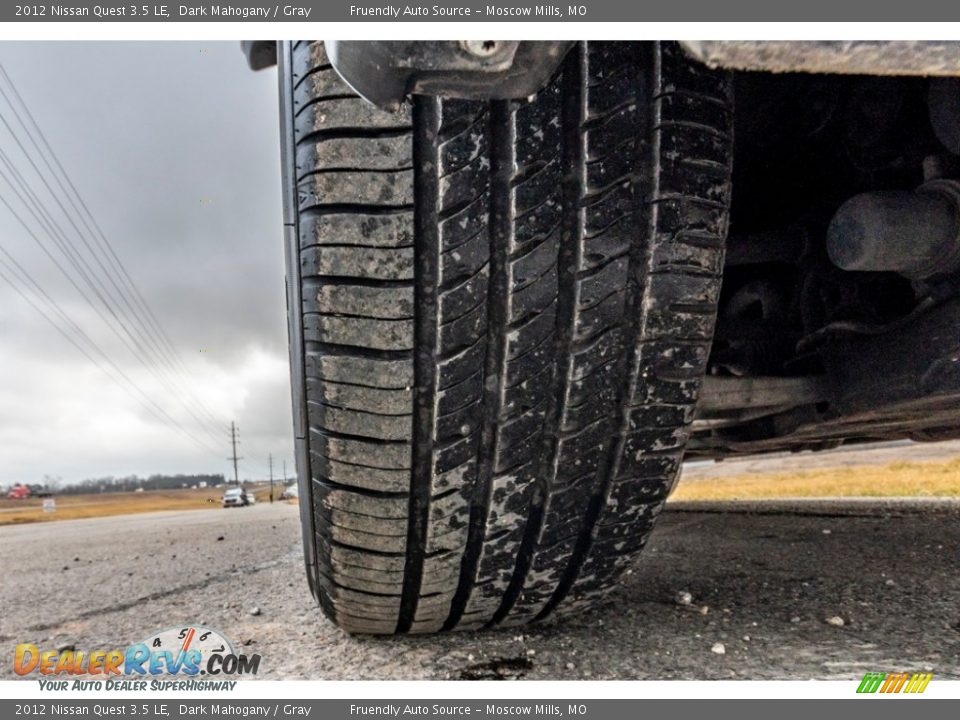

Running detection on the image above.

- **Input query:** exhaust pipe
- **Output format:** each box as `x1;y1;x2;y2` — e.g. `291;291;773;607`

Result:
827;179;960;280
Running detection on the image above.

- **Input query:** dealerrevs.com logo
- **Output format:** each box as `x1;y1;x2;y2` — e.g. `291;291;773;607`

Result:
14;626;260;691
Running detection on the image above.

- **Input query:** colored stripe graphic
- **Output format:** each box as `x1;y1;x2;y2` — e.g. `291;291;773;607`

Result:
857;672;886;693
905;673;933;693
857;672;932;694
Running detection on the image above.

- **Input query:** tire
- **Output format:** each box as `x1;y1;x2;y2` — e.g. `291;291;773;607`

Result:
280;41;732;634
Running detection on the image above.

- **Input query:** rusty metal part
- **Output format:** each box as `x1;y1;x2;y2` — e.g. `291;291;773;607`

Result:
681;41;960;77
697;375;831;414
690;296;960;458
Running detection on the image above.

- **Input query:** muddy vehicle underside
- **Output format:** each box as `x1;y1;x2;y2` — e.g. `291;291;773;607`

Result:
687;44;960;457
272;39;960;461
686;43;960;458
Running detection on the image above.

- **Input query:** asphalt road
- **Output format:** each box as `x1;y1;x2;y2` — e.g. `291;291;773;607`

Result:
1;499;957;680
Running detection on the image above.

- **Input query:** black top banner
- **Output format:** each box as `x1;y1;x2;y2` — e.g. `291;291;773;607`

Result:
6;0;960;22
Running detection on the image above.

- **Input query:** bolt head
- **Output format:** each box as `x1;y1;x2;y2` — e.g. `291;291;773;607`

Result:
460;40;501;58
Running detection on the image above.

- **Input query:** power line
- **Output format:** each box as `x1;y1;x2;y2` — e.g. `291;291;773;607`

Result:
0;65;227;429
0;167;229;452
0;135;229;448
0;65;230;436
0;61;281;481
0;250;222;457
0;255;224;458
0;73;231;449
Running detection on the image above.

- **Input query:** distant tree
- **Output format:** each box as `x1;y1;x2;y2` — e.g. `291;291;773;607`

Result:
59;473;227;494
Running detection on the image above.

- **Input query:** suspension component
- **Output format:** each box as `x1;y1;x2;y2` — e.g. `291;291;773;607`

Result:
827;179;960;280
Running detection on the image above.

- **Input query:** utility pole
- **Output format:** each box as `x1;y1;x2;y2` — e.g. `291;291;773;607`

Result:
228;422;242;486
268;453;274;503
283;460;287;485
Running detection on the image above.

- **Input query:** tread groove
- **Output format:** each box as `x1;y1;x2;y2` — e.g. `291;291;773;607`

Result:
397;95;441;634
490;46;583;626
535;44;652;619
443;100;509;631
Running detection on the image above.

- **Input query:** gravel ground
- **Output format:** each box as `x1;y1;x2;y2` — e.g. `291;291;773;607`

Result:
1;498;957;680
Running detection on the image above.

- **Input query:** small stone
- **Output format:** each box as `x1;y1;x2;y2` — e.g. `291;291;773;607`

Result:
742;635;751;642
216;536;225;541
790;616;801;623
565;662;575;670
249;607;261;616
526;649;536;656
699;606;709;615
825;616;845;627
822;529;832;535
711;642;726;655
676;591;693;606
467;654;474;662
885;579;895;586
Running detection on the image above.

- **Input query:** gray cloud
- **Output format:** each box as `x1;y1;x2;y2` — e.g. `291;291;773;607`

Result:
0;42;293;484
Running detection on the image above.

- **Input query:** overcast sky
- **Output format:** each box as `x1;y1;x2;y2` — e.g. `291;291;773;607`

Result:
0;42;292;486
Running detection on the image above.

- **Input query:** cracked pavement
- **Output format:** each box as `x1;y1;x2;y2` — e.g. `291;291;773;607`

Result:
1;499;957;680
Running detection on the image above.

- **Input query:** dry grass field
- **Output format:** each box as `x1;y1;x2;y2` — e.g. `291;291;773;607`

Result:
672;456;960;501
2;448;958;526
0;485;281;526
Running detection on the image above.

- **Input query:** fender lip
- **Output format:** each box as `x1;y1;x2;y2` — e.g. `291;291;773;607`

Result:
325;40;575;111
241;40;278;71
